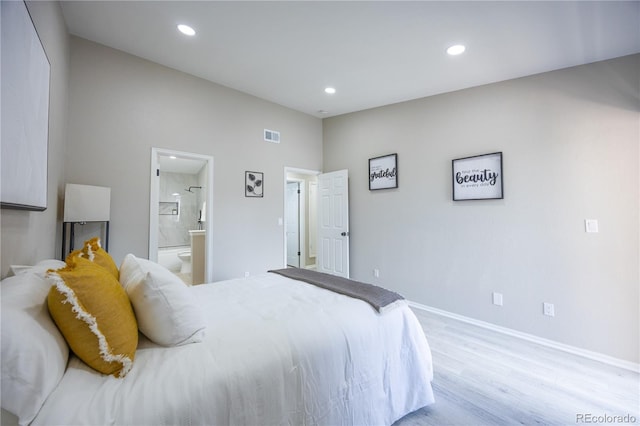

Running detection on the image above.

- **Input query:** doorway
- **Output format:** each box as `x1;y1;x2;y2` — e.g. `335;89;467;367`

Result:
150;148;214;283
283;167;349;277
286;181;301;267
283;167;320;270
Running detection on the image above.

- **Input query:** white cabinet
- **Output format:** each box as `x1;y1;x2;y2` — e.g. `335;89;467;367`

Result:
189;230;205;285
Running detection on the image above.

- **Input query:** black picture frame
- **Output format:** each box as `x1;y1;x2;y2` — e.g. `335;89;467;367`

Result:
452;152;503;201
245;171;264;197
369;153;398;190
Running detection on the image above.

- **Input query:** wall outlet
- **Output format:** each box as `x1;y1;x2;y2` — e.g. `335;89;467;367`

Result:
492;292;503;306
244;271;250;278
373;268;380;278
543;302;555;317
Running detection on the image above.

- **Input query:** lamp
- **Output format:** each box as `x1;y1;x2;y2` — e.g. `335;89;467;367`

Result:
61;184;111;258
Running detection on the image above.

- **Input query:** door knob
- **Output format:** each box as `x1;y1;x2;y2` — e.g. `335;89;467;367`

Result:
341;232;349;237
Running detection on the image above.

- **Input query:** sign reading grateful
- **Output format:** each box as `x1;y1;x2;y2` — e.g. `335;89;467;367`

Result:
369;154;398;190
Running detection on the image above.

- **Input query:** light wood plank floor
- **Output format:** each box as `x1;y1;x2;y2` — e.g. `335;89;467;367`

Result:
394;309;640;426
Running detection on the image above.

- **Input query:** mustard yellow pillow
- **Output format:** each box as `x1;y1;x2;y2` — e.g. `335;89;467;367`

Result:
46;261;137;377
79;237;119;279
65;249;86;264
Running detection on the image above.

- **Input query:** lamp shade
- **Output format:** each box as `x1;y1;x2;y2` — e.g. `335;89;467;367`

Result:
63;184;111;222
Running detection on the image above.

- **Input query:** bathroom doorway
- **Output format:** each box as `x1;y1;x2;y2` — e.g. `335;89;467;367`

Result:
149;148;214;284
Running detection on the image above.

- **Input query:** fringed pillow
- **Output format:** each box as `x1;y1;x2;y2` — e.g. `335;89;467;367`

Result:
46;258;137;377
80;237;119;279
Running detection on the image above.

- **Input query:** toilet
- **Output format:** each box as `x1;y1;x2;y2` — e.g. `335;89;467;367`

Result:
177;250;192;274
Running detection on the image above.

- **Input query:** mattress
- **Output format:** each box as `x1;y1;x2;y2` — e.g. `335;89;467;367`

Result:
32;272;434;425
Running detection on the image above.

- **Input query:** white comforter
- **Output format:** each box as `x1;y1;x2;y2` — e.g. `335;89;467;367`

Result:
33;273;434;425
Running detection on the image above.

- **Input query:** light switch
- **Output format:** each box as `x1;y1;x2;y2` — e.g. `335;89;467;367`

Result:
492;292;503;306
585;219;598;233
278;217;283;226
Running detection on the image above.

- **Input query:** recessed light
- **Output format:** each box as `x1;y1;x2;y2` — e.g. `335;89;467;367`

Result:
447;44;466;56
317;110;329;115
177;24;196;36
324;87;336;94
169;155;177;159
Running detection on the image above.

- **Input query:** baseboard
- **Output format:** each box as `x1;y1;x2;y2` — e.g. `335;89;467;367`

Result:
408;300;640;373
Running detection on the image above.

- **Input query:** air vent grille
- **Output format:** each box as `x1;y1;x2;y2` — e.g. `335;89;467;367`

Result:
264;129;280;143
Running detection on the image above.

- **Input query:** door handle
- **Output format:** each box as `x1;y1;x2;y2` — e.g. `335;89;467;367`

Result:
341;232;350;237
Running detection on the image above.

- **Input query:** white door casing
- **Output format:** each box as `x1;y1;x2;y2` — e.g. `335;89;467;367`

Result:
317;169;349;278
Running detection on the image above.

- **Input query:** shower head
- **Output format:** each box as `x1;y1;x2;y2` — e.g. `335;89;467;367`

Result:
185;186;202;193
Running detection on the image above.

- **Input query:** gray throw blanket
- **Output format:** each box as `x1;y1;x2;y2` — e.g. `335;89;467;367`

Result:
268;268;405;313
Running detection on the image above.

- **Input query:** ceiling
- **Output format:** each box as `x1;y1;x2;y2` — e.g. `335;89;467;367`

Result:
60;1;640;118
158;154;206;174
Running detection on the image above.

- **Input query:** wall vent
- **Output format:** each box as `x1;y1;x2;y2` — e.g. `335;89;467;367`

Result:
264;129;280;143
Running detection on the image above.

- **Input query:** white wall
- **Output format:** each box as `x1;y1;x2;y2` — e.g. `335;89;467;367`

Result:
66;37;322;281
323;55;639;363
1;1;69;277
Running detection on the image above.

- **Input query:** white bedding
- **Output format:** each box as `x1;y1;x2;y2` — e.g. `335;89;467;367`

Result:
33;273;434;425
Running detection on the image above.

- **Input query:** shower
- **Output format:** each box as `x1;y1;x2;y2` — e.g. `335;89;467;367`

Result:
184;186;205;229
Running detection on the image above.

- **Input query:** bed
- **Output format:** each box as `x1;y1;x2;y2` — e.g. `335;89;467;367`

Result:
1;252;434;426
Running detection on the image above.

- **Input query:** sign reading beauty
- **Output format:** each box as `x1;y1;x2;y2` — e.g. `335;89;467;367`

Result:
456;168;499;186
452;152;503;200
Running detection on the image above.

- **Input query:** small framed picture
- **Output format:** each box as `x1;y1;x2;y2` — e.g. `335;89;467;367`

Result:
452;152;503;201
369;153;398;190
245;171;263;197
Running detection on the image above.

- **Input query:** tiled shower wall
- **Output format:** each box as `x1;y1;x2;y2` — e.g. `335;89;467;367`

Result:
158;171;204;248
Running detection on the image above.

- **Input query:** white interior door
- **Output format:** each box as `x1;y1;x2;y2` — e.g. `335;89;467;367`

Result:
308;181;318;258
317;170;349;278
286;182;300;267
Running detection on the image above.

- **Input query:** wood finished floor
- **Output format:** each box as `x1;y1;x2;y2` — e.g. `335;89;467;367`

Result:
393;309;640;426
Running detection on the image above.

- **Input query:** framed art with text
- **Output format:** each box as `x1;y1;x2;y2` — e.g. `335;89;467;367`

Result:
369;153;398;190
452;152;503;201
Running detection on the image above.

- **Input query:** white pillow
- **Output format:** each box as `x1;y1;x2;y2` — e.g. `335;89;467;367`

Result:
11;259;66;277
119;254;206;346
1;271;69;425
